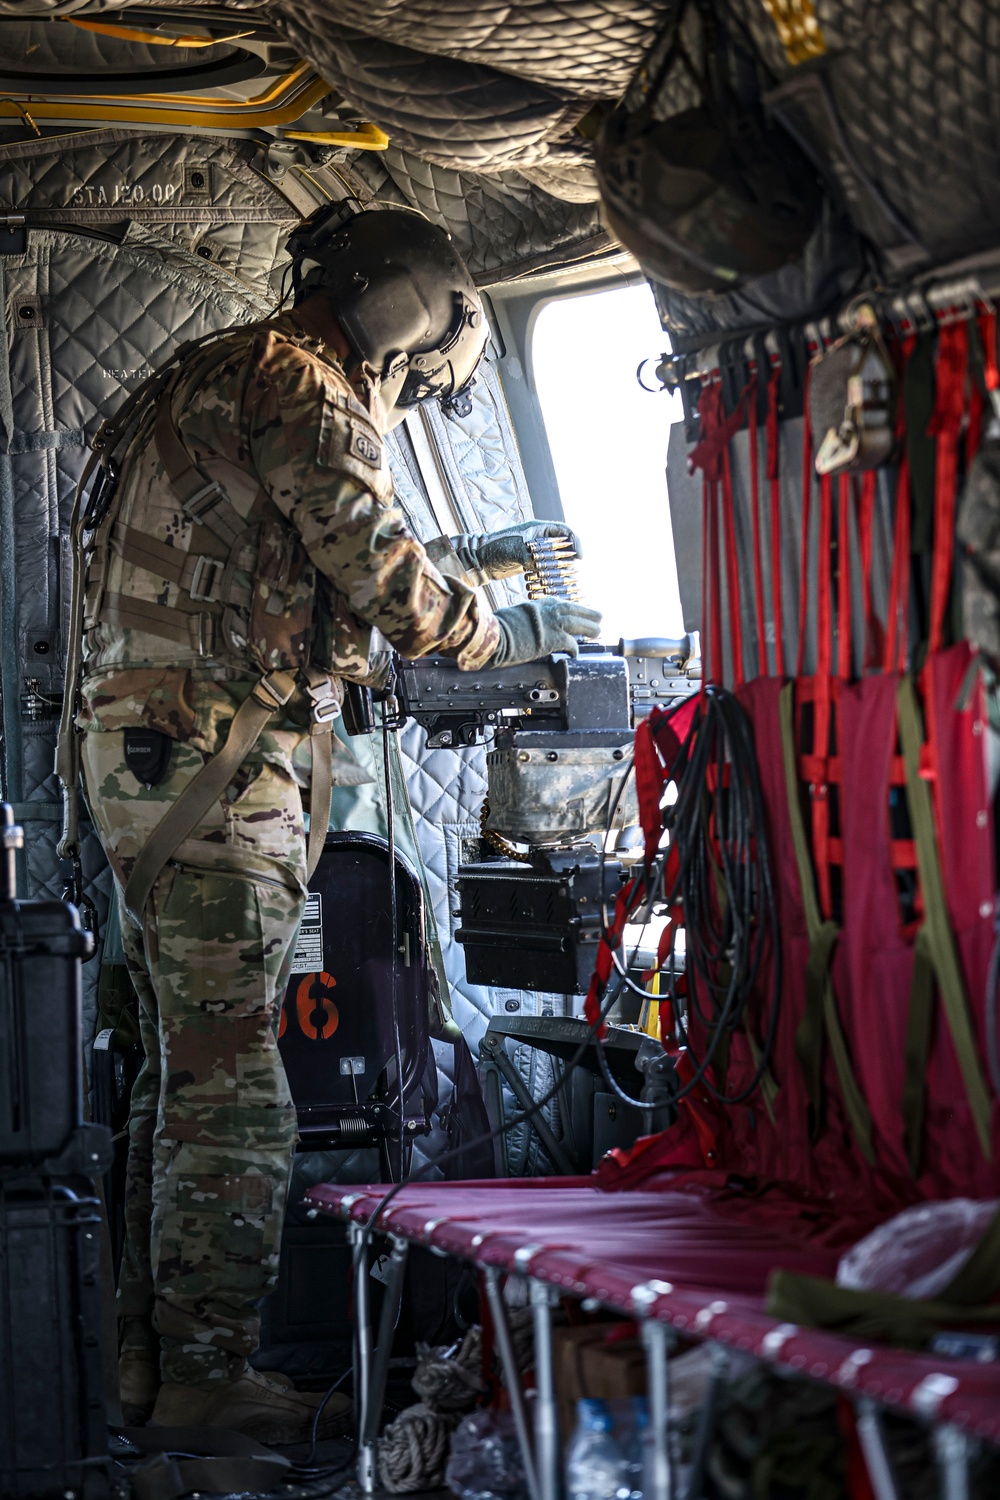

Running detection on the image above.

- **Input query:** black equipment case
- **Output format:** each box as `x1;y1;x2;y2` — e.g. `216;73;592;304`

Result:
0;1178;109;1499
0;806;111;1498
0;895;95;1165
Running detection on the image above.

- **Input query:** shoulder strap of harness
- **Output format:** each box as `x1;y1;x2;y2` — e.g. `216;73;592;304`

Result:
56;327;241;862
58;321;338;899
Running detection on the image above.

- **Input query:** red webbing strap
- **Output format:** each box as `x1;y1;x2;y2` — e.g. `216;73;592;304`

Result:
884;336;916;675
694;384;724;684
766;369;786;677
796;362;814;678
813;471;835;919
748;378;768;678
721;439;745;687
927;321;969;656
857;471;878;671
836;473;853;683
690;381;751;686
981;309;999;399
706;468;723;686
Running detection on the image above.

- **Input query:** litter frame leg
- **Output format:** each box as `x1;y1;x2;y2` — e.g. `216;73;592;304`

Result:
641;1317;674;1500
683;1342;728;1500
484;1267;541;1500
855;1399;901;1500
531;1278;560;1500
350;1222;377;1493
934;1423;971;1500
361;1236;410;1454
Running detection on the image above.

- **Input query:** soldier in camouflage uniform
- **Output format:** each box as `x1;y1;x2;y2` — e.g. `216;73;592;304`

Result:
61;203;599;1442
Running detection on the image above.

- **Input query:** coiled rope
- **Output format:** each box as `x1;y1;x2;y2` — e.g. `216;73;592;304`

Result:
378;1311;536;1491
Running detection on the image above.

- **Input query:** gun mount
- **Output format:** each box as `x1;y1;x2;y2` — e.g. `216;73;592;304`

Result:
349;637;701;994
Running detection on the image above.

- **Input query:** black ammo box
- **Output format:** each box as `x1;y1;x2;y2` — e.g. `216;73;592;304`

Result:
0;896;93;1165
0;1179;109;1498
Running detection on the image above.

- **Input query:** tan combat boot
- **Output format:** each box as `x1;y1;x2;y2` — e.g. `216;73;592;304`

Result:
119;1317;160;1426
149;1365;353;1445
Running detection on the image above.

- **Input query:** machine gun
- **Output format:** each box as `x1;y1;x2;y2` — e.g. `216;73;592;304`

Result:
384;637;700;995
394;635;700;751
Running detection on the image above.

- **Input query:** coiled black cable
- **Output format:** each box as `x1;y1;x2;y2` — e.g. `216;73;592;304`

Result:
595;684;780;1109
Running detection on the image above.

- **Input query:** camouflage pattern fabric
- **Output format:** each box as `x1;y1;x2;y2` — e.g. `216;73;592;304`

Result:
76;312;501;1383
82;732;305;1384
79;310;500;760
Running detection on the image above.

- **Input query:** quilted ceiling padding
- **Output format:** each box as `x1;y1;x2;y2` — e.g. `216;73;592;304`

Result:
269;0;626;261
372;147;609;281
271;0;672;97
272;14;586;173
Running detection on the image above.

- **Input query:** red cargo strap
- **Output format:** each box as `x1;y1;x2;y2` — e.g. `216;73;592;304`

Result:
796;362;814;678
690;381;751;685
857;472;878;671
836;473;853;682
884;336;917;675
749;377;768;677
927;321;968;656
766;368;786;677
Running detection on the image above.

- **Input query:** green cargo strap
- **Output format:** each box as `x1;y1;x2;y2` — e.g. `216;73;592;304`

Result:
799;916;839;1134
897;675;993;1166
95;963;140;1050
123;669;298;927
779;684;875;1161
768;1200;1000;1346
766;1268;1000;1349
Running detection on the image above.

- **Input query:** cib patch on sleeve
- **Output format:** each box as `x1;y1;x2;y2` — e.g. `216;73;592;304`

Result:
348;423;382;469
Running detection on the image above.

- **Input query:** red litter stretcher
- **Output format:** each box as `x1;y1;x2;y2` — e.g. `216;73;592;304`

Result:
303;1175;999;1500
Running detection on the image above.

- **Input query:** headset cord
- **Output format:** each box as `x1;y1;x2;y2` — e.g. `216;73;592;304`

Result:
381;702;406;1184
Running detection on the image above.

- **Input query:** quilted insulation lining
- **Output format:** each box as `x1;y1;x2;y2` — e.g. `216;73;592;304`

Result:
0;225;275;1029
0;129;299;295
373;147;609;281
273;14;587;173
275;0;673;95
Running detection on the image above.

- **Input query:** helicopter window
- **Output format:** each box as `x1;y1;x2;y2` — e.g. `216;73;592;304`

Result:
531;283;685;643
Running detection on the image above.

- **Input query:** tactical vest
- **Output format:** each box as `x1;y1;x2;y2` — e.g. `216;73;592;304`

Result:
57;321;389;925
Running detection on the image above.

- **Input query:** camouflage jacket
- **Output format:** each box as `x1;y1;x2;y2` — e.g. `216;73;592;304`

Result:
78;312;500;777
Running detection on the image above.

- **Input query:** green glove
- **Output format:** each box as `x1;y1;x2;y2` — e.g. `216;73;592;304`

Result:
452;521;581;582
487;598;603;666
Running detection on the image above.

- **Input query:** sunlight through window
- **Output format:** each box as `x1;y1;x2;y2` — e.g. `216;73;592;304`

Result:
531;283;685;644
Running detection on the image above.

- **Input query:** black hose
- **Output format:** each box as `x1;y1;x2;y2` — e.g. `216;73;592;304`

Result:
594;685;780;1110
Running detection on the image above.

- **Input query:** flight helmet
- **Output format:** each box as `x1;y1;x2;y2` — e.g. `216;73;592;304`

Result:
286;203;488;416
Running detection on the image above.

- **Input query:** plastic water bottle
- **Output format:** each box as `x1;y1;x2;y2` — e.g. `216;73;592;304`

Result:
620;1396;649;1500
566;1398;628;1500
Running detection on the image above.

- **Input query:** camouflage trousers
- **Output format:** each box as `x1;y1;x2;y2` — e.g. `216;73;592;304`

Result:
81;731;306;1385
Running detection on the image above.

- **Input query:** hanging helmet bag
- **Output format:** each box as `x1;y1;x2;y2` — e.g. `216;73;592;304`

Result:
596;0;823;296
